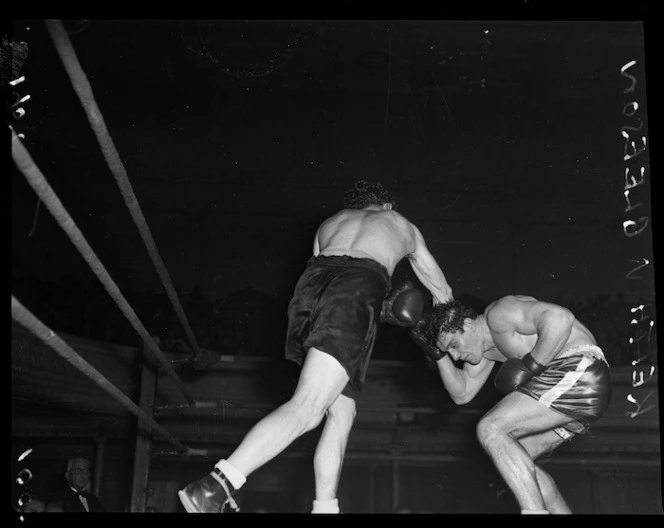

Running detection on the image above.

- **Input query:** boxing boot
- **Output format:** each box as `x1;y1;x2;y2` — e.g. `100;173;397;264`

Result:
178;468;239;513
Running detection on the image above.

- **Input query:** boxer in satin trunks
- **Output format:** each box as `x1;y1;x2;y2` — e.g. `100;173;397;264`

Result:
414;295;613;514
517;344;612;440
177;180;454;515
285;254;391;398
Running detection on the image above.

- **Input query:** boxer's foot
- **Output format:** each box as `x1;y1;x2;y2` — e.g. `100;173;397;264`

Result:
178;469;238;513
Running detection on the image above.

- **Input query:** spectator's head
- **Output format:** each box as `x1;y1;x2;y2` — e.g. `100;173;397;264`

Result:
65;457;91;492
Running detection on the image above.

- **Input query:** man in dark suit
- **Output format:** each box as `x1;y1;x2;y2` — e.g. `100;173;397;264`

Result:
60;457;107;512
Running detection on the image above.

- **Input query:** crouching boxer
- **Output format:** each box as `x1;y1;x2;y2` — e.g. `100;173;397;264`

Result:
178;180;453;513
411;294;612;514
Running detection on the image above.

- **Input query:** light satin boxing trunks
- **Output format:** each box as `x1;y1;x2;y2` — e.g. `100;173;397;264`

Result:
517;344;612;440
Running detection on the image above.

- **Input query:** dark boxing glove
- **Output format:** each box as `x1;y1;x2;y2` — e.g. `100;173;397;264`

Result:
494;353;546;395
380;281;426;328
410;319;445;363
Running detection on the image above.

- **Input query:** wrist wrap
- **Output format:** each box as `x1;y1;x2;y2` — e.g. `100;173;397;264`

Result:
522;353;546;376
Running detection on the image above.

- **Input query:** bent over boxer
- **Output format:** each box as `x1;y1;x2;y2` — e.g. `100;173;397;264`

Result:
178;179;453;513
411;294;612;514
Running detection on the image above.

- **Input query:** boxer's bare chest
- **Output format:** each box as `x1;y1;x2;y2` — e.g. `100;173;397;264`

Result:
487;331;538;361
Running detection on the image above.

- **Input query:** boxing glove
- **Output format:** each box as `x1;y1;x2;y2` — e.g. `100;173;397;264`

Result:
380;281;426;328
410;319;446;363
494;353;546;395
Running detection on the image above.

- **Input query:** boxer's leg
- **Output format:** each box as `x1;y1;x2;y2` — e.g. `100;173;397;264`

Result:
179;347;349;513
534;465;572;514
227;347;350;476
519;430;572;513
476;392;573;514
312;394;356;513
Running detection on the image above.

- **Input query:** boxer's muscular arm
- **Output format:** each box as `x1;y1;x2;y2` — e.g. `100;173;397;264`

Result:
407;224;453;304
436;355;494;404
489;296;575;366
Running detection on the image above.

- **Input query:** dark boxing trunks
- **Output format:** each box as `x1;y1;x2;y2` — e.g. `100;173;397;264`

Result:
517;345;612;439
284;255;391;398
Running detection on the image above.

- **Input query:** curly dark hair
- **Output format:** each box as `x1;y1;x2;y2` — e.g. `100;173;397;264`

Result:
342;179;397;210
418;300;479;345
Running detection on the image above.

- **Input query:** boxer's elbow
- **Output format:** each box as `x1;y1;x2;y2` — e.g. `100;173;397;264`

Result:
441;375;480;405
448;388;476;405
451;393;474;405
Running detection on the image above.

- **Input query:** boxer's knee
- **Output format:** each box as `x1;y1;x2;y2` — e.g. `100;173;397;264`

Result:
286;394;329;433
476;412;509;449
326;396;357;430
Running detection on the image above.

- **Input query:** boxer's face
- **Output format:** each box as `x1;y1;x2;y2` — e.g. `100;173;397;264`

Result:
436;326;482;364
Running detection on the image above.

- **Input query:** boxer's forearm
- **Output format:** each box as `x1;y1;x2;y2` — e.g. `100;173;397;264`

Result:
436;355;476;404
408;255;453;304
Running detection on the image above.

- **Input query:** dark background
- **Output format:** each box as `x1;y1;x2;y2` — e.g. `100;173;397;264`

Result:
9;16;657;366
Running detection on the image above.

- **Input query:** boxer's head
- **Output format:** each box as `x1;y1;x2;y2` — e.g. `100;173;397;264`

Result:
420;301;484;363
422;300;478;343
343;180;397;210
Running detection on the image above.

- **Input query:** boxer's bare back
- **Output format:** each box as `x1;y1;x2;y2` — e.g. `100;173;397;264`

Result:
315;208;417;276
315;206;453;304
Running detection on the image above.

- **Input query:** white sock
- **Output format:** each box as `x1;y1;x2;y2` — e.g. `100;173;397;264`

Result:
214;459;247;490
312;498;340;514
521;509;549;514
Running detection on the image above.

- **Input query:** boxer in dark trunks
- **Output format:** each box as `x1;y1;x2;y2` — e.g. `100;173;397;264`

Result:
284;254;391;399
411;294;612;514
178;180;453;513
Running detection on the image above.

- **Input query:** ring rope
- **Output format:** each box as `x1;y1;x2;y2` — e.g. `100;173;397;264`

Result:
43;19;205;367
11;129;196;405
12;296;189;453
